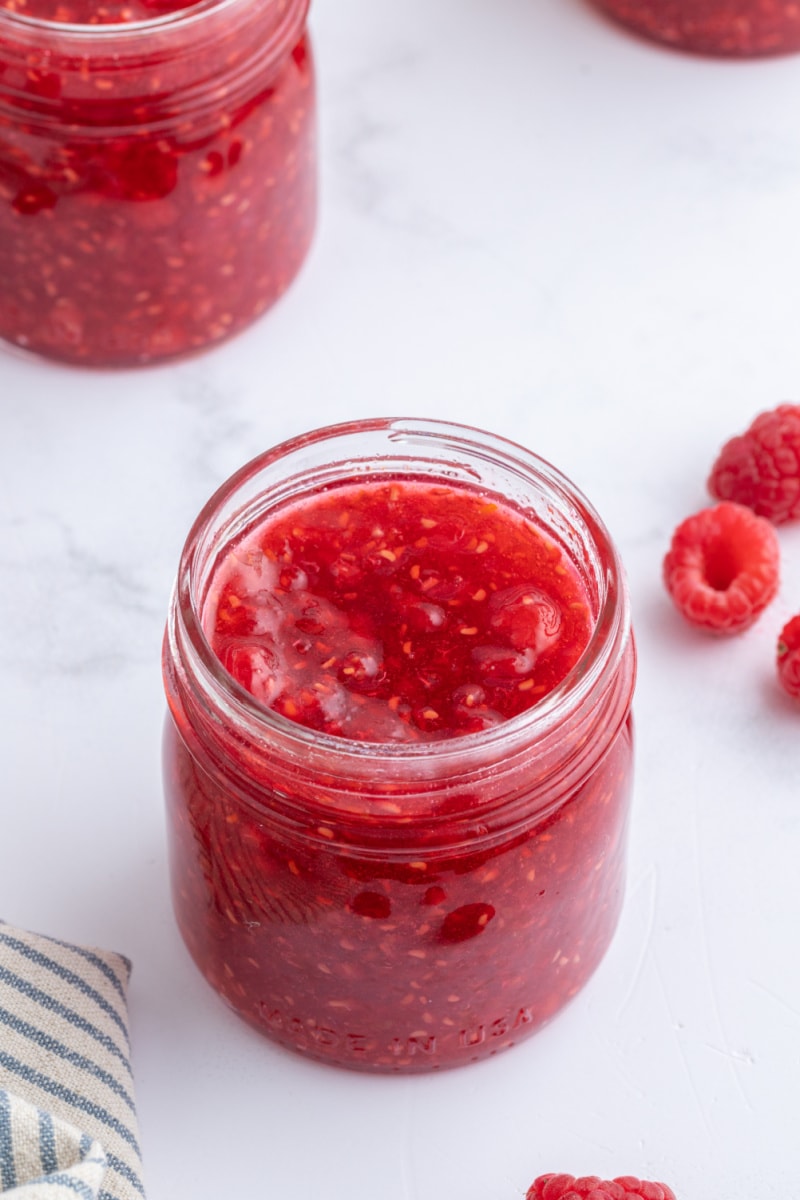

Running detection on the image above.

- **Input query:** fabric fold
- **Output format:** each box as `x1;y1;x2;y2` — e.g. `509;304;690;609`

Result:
0;1088;107;1199
0;923;144;1200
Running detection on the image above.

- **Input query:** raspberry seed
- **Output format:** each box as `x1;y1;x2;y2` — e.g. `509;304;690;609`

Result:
662;502;780;634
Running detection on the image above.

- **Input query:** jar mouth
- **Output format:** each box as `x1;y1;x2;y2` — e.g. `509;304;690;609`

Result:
0;0;304;41
0;0;309;121
170;418;631;770
0;0;212;33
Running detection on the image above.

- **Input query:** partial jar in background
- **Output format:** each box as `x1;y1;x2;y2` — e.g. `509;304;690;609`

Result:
0;0;316;366
162;418;636;1072
592;0;800;56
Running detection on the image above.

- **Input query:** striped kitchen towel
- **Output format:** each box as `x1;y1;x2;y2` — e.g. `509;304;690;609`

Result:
0;923;144;1200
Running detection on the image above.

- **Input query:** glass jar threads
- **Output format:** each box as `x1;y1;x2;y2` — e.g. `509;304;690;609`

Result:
0;0;316;365
162;418;636;1072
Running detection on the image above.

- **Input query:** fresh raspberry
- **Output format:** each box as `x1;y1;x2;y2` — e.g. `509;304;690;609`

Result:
708;403;800;524
526;1174;676;1200
777;614;800;699
663;502;779;634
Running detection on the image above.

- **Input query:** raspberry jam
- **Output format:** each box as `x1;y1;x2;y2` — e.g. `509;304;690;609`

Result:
592;0;800;55
207;480;596;741
162;419;636;1072
0;0;316;365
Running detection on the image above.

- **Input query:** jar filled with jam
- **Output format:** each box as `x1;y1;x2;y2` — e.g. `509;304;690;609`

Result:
162;418;636;1072
592;0;800;56
0;0;316;365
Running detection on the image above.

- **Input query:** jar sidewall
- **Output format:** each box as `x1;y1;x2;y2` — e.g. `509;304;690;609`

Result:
164;638;635;857
162;679;635;1070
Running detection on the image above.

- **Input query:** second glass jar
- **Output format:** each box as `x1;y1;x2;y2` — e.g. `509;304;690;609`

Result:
592;0;800;56
0;0;316;365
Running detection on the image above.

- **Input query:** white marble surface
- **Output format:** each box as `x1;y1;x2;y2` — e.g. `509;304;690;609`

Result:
2;0;800;1196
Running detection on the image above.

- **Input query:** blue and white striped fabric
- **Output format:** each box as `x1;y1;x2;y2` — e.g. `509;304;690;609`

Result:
0;1090;107;1199
0;924;144;1200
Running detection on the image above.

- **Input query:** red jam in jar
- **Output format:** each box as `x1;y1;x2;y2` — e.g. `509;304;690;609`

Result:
0;0;315;365
592;0;800;55
162;419;636;1072
208;480;596;741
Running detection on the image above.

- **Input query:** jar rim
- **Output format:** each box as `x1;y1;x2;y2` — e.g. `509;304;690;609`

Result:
0;0;309;121
0;0;306;42
169;417;632;771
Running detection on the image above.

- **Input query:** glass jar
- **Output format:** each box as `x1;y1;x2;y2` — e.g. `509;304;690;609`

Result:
162;418;636;1073
592;0;800;56
0;0;315;366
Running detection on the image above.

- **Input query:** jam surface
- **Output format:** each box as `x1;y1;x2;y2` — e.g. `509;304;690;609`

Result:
0;0;316;364
594;0;800;55
205;479;594;742
165;474;634;1071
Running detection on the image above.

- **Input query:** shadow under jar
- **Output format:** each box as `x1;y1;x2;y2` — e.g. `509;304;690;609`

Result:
162;418;636;1073
0;0;315;366
591;0;800;55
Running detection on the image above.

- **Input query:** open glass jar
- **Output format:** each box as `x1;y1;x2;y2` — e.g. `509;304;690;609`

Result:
0;0;315;366
592;0;800;56
162;418;636;1072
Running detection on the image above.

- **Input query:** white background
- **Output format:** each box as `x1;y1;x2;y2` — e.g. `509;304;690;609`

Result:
2;0;800;1195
